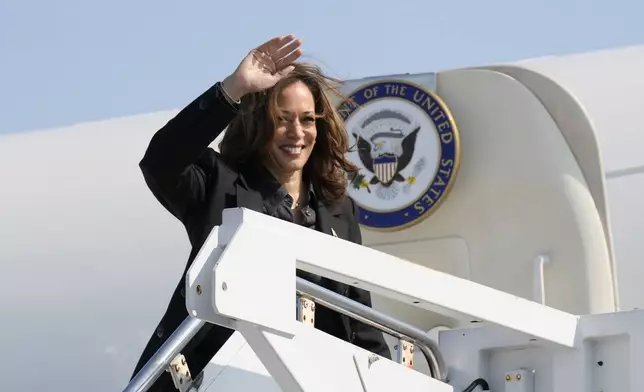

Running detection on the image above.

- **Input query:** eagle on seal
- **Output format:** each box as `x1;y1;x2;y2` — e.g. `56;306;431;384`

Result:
352;109;420;187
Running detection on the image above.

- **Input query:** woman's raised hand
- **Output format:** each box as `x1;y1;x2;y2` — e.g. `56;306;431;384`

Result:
223;35;303;101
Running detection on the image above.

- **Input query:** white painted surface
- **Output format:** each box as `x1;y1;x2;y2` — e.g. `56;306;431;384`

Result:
190;208;579;348
0;112;184;391
604;174;644;311
197;326;453;392
362;67;613;329
188;207;640;392
496;45;644;311
439;308;644;391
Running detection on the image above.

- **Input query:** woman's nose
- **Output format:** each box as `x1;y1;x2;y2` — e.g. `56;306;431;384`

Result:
288;120;305;137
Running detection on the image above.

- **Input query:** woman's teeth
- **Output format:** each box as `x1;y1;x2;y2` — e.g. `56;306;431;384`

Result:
281;146;303;155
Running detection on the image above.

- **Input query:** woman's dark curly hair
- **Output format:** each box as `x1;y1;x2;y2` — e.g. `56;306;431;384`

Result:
219;62;358;204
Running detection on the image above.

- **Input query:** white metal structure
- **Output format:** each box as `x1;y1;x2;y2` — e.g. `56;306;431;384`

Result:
126;208;644;391
2;44;644;391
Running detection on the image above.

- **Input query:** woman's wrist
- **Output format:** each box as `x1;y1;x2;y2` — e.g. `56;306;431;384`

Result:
221;74;247;103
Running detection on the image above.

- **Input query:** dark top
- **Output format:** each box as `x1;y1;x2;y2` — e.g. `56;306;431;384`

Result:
246;160;317;228
130;81;391;391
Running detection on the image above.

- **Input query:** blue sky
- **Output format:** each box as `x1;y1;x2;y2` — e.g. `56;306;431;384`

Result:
1;0;643;134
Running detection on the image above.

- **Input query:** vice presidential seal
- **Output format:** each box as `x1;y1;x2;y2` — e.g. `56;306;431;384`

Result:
337;80;460;230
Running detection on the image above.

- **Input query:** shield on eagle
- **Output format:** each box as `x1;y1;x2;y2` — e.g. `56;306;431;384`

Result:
373;154;398;185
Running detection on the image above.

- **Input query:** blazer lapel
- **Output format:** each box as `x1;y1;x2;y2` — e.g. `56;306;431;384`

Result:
217;164;265;213
234;183;265;212
316;200;349;240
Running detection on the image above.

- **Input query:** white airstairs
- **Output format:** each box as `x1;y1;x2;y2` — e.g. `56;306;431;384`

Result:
123;207;644;392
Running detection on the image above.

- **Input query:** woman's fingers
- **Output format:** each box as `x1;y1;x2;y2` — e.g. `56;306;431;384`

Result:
274;47;303;71
274;38;302;60
256;35;295;54
246;35;302;82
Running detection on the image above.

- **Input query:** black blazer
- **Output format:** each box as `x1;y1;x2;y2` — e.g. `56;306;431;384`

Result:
131;82;391;389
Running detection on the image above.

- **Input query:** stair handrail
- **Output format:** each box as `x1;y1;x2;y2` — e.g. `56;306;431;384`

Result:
123;316;206;392
296;277;448;382
123;277;448;392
